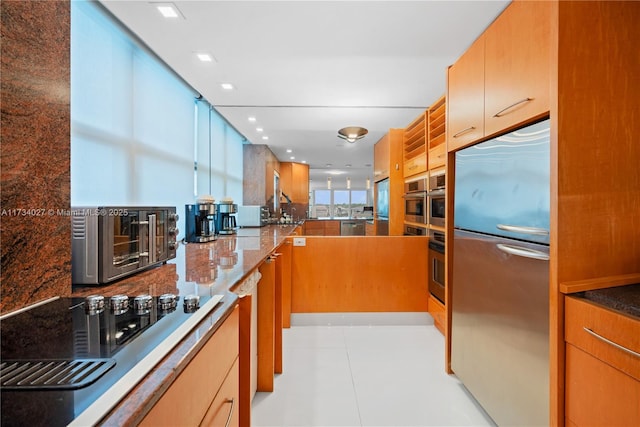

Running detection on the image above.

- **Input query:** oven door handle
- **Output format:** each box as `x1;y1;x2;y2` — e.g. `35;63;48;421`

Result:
402;192;427;199
427;189;445;197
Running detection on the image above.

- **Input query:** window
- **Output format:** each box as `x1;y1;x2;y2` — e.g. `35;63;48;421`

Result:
71;1;244;241
311;189;371;218
312;190;331;218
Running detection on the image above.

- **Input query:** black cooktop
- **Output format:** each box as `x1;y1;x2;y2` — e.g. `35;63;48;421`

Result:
1;294;219;427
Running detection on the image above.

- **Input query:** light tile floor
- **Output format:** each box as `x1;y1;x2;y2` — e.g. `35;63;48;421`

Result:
252;315;496;427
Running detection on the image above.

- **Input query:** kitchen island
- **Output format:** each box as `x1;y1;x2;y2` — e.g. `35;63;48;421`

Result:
0;224;298;427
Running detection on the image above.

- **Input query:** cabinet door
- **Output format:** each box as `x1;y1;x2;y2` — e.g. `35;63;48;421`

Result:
140;308;239;427
279;162;292;202
201;358;240;427
565;344;640;427
324;220;341;236
447;35;485;152
374;133;390;181
484;0;551;136
292;163;309;204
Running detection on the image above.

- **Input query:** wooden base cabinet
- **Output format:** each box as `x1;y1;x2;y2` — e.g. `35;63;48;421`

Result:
564;296;640;427
140;307;239;427
201;358;239;427
565;344;640;427
427;295;445;336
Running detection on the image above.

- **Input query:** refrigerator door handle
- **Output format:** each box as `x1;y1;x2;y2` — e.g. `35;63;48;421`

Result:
496;243;550;261
496;224;549;236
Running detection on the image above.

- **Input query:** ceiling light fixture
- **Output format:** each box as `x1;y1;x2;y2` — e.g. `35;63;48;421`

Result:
248;117;256;122
286;149;292;153
155;3;181;18
256;127;263;132
262;136;269;140
196;53;213;62
220;83;234;90
338;126;368;143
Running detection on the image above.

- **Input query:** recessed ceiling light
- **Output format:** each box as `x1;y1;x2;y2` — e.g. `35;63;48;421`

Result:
155;3;182;19
302;160;307;164
196;53;213;62
248;117;256;122
262;136;269;140
256;127;263;132
220;83;234;90
286;149;292;153
290;156;295;160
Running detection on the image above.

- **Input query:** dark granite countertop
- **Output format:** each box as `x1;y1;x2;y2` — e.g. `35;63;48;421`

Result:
0;224;298;427
576;283;640;320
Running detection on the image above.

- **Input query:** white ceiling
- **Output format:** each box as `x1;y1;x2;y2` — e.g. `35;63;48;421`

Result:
100;0;510;189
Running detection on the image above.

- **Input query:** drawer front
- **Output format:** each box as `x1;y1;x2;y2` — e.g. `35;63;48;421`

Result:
403;155;427;178
565;343;640;426
141;307;240;426
428;144;446;170
201;357;239;427
565;296;640;380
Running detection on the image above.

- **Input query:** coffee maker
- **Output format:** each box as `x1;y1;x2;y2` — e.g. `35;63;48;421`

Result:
185;196;217;243
215;200;237;235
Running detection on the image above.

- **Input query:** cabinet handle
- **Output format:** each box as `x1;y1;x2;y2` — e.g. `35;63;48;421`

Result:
493;97;534;117
497;224;549;236
223;398;235;427
496;244;549;261
452;126;476;138
583;327;640;359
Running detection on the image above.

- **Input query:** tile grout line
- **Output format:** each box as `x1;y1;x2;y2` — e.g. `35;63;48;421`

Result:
343;326;365;427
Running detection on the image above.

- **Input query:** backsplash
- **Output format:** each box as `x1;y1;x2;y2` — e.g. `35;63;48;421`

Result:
0;1;71;313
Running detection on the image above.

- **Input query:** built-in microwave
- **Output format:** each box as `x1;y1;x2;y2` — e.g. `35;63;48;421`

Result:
428;170;445;228
72;206;178;284
403;178;427;224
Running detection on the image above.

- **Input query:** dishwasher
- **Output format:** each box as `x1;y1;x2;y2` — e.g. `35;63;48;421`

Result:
340;220;365;236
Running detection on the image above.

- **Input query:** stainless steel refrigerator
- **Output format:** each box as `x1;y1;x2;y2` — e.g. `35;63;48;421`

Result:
452;118;550;426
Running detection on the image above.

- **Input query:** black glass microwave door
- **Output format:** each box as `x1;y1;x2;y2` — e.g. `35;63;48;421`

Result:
112;213;140;267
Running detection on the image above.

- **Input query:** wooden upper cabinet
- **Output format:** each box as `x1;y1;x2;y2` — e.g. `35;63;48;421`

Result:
279;162;309;204
292;162;309;203
373;133;391;182
484;0;551;137
447;34;485;152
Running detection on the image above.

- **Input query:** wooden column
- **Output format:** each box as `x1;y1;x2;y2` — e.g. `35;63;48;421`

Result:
257;258;275;391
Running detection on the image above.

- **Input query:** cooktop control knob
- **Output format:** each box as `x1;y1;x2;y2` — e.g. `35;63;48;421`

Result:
133;294;153;315
158;293;178;311
110;294;130;315
183;294;200;313
85;295;105;315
